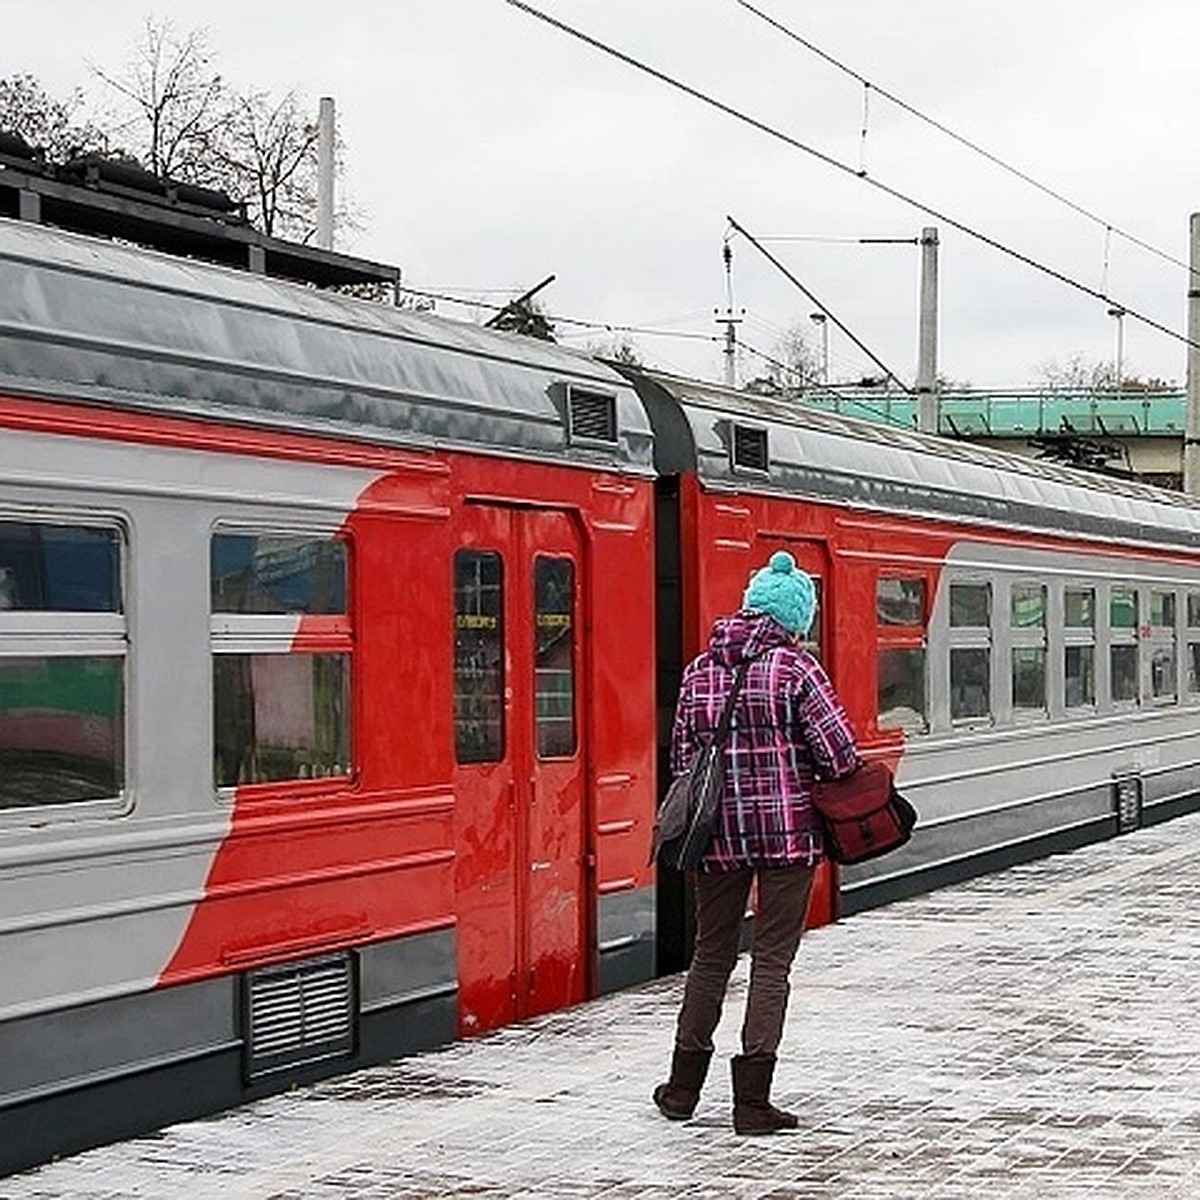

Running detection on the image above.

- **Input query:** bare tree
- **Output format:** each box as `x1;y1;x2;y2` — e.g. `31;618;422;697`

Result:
744;324;820;395
211;89;322;239
0;73;107;160
1033;352;1118;393
89;19;352;242
91;20;230;181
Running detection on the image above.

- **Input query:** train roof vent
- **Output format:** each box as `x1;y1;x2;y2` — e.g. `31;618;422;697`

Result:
731;423;770;474
244;953;355;1080
567;387;619;446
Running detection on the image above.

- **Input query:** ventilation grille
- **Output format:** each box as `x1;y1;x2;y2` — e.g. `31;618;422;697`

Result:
567;388;618;445
1112;772;1143;834
245;953;355;1080
731;424;769;473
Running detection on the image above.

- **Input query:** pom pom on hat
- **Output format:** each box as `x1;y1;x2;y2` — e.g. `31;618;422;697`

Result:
743;550;816;635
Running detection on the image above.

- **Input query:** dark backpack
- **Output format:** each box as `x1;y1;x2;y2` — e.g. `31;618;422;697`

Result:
650;663;749;871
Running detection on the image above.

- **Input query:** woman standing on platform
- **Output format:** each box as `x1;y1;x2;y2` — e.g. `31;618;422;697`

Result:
652;550;859;1135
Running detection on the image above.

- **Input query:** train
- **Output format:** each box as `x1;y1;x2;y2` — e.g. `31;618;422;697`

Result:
3;212;1200;1173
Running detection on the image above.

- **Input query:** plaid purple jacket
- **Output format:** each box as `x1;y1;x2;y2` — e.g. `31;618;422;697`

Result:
670;610;859;870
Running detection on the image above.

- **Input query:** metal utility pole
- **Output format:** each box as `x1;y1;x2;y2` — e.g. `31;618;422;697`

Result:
916;226;939;433
810;312;829;384
1186;213;1200;495
716;240;744;388
316;97;336;250
1107;306;1126;420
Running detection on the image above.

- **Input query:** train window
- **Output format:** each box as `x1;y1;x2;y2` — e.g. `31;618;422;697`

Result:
1109;586;1137;629
1011;585;1046;712
0;521;121;611
798;577;823;660
0;519;126;810
877;649;927;733
0;656;124;808
211;530;352;789
211;533;346;613
1187;594;1200;696
1012;648;1046;710
534;557;576;758
1064;646;1096;708
949;583;990;628
213;654;349;786
1148;591;1177;702
877;578;924;626
1111;645;1139;703
950;648;990;721
1109;586;1139;705
949;581;991;724
876;576;926;733
1011;585;1045;630
1064;588;1096;710
454;551;504;764
1064;588;1095;629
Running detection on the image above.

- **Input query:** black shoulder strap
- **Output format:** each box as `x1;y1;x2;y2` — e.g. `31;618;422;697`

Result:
710;661;750;747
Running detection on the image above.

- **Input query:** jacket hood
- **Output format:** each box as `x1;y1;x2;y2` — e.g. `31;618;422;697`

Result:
706;609;796;667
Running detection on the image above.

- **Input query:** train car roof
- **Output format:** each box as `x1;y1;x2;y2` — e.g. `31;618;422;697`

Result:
626;366;1200;553
0;218;653;474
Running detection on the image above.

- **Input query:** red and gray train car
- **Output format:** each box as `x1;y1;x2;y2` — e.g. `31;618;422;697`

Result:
2;219;1199;1171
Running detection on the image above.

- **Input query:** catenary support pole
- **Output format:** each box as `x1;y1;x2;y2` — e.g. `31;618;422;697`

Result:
1185;213;1200;495
916;226;939;433
316;97;336;250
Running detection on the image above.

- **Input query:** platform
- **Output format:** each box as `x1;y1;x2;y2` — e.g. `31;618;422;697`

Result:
6;811;1200;1199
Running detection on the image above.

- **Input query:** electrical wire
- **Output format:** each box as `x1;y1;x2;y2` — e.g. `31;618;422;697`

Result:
738;339;913;425
728;216;913;393
400;283;720;343
499;0;1200;353
731;0;1194;278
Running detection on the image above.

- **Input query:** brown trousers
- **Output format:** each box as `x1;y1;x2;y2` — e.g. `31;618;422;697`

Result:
674;862;816;1058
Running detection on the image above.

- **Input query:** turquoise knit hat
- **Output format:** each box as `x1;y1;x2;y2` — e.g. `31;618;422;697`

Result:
743;550;816;635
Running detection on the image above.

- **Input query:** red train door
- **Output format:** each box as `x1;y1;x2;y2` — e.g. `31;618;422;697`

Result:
453;505;588;1035
758;536;838;926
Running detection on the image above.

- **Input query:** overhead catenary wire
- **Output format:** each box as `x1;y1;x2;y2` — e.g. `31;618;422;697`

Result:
728;216;913;393
738;339;910;417
499;0;1200;355
731;0;1194;279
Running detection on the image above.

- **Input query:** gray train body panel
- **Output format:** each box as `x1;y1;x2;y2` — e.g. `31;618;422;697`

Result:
0;218;653;475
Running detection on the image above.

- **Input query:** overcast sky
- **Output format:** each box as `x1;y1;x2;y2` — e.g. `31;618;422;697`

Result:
8;1;1200;390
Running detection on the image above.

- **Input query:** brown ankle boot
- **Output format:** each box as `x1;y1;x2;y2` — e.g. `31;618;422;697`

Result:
731;1053;799;1135
652;1047;713;1120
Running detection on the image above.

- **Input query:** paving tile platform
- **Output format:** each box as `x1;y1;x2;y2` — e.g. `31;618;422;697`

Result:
6;812;1200;1199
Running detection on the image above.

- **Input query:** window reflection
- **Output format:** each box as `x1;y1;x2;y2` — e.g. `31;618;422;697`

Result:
1065;645;1095;708
0;522;120;612
534;557;576;758
211;533;346;614
213;653;348;786
876;578;925;627
454;551;504;764
877;647;927;733
951;647;990;721
0;656;124;807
